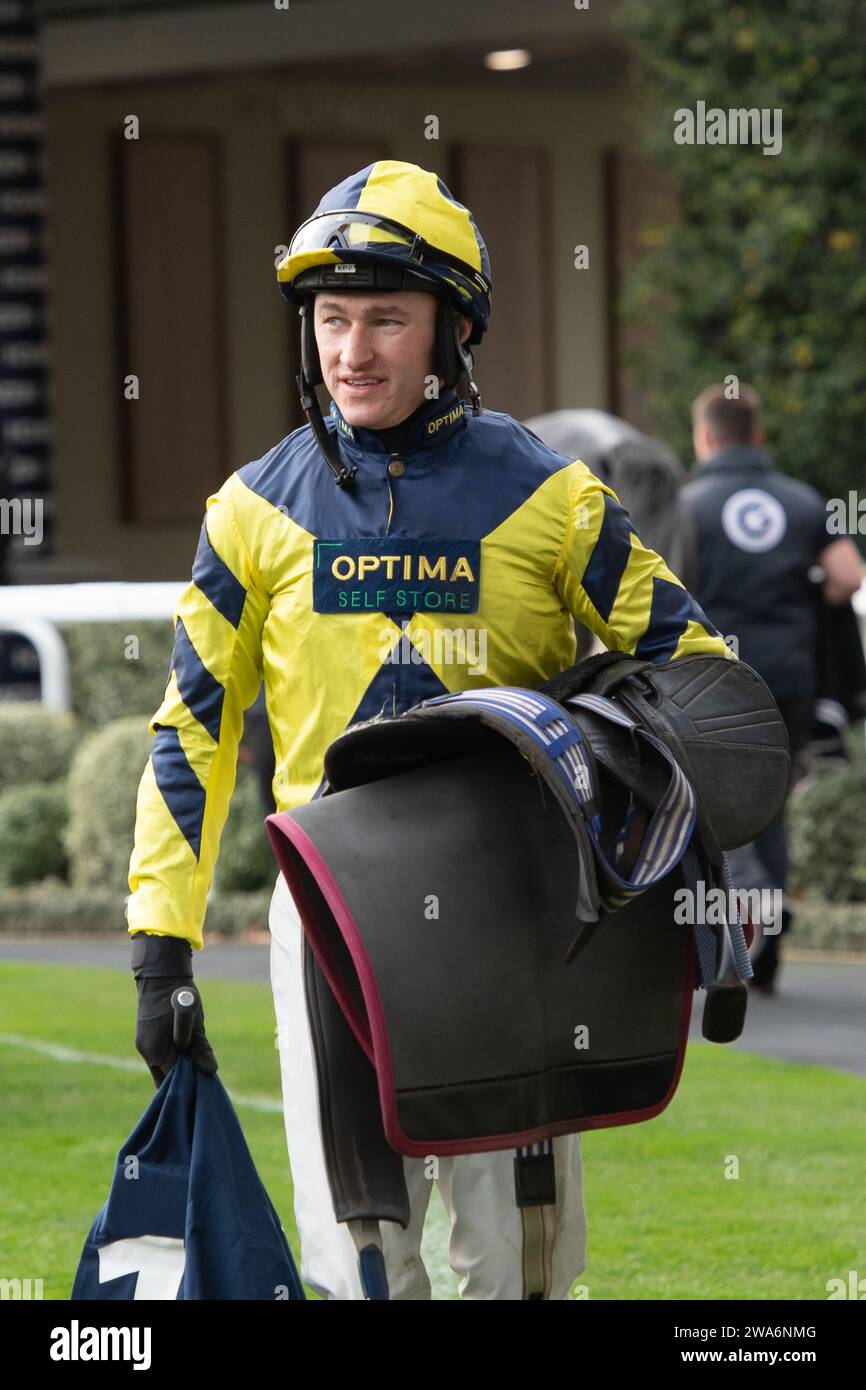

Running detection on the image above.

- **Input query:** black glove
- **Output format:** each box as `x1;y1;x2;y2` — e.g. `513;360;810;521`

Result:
131;933;219;1088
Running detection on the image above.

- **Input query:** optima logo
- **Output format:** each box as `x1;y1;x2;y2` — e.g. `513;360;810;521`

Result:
329;553;474;583
427;403;464;434
313;538;481;614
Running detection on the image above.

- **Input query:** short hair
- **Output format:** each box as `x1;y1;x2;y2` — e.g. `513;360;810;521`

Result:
691;383;762;445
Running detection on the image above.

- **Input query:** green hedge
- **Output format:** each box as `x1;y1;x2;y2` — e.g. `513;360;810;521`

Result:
789;734;866;902
213;764;276;893
0;883;273;936
788;899;866;954
65;717;154;893
0;884;272;939
0;703;78;794
62;710;274;899
0;883;861;953
58;620;174;731
0;783;68;886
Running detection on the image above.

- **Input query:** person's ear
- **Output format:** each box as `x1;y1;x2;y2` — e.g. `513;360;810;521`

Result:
754;423;765;446
459;316;472;346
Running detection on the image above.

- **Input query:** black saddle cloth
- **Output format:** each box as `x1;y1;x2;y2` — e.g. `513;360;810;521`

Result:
268;745;697;1160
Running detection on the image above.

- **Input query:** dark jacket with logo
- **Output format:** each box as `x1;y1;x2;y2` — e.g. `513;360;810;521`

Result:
681;445;830;699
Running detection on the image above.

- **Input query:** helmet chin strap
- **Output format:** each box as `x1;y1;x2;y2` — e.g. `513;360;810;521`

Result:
435;299;481;415
458;336;481;416
296;294;481;485
297;302;357;487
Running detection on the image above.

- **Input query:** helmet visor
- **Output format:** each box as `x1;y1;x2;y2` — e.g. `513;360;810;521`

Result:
290;209;420;258
288;209;490;295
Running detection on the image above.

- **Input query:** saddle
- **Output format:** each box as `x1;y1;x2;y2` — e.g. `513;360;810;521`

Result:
265;652;789;1298
537;650;790;859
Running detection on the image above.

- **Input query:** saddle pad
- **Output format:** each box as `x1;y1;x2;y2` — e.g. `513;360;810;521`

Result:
267;746;695;1157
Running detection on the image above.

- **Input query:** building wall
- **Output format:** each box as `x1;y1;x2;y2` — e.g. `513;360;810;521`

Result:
44;70;637;580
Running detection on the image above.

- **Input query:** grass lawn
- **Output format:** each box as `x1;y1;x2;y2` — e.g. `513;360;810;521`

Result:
0;962;862;1301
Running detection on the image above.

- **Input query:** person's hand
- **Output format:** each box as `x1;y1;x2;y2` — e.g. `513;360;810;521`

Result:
131;933;218;1088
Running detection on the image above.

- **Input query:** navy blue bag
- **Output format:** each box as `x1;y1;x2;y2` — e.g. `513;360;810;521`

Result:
71;1055;305;1300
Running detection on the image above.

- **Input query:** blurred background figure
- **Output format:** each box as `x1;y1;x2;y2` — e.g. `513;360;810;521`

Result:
524;409;696;584
524;408;698;659
808;596;866;771
681;383;866;994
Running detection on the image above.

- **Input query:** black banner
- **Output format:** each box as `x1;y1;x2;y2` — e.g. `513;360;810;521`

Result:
0;0;52;579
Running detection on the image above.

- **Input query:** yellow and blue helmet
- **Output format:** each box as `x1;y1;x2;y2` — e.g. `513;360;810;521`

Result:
277;160;492;344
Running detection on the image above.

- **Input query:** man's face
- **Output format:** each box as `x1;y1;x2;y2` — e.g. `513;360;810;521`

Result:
313;290;447;430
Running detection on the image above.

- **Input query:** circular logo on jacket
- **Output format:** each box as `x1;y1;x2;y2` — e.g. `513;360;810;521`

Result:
721;489;787;552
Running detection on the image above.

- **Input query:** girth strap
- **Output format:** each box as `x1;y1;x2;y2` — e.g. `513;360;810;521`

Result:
679;845;721;989
514;1140;556;1300
565;691;697;908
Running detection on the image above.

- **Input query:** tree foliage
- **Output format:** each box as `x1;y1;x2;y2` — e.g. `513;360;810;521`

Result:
620;0;866;504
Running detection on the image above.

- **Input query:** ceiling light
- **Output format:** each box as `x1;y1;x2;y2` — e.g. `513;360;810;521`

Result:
484;49;532;72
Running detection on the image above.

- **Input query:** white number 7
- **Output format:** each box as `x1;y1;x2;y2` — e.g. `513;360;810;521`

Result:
98;1236;186;1299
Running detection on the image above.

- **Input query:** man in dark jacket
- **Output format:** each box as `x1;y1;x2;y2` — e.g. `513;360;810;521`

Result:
681;383;864;991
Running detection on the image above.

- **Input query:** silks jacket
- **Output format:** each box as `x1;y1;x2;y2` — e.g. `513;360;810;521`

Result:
127;388;731;947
